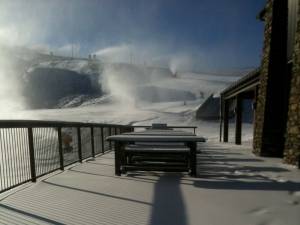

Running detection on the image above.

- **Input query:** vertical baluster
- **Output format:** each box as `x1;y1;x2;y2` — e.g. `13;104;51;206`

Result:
57;127;64;170
91;126;95;158
101;127;104;153
13;129;21;185
22;128;31;181
0;129;6;190
109;127;112;150
77;127;82;162
17;128;25;183
8;129;17;186
5;130;12;187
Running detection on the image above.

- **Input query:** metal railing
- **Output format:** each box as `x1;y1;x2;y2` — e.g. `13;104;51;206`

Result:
0;120;133;194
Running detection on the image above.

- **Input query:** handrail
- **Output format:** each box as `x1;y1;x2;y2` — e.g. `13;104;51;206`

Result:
0;120;131;128
0;120;134;194
132;125;197;128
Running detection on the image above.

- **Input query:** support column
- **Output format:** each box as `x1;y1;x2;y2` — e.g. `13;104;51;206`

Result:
219;95;223;142
235;95;242;145
223;99;229;142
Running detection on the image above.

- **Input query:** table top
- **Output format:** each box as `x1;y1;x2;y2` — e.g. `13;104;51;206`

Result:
106;134;206;142
122;130;196;136
132;125;197;128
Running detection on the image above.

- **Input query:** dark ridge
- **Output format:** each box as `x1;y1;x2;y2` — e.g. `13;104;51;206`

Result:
23;68;102;109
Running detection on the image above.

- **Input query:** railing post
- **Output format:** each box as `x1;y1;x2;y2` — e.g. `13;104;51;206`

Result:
219;95;223;142
101;127;105;153
77;127;82;162
28;127;36;182
57;127;64;170
91;126;95;157
109;127;112;150
235;95;242;145
223;99;229;142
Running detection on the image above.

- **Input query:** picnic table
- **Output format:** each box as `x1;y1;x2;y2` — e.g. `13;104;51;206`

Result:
106;130;206;176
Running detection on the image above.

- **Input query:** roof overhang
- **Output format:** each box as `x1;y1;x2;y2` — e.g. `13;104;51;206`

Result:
257;7;266;21
221;68;260;100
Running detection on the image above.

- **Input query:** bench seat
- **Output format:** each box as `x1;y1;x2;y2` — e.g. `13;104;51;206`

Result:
107;132;203;176
122;144;190;173
125;145;190;153
123;165;189;172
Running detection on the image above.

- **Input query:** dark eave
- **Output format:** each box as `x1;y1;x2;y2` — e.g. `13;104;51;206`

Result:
221;68;260;99
257;7;266;21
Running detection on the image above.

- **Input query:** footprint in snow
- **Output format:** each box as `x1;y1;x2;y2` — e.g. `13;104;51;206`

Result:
249;207;269;216
292;191;300;197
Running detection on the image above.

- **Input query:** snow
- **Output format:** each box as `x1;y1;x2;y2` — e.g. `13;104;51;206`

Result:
35;59;99;75
0;48;298;224
0;92;254;145
179;72;240;83
0;144;299;225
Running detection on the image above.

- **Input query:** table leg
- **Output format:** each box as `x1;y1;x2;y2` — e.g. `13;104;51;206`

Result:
115;141;121;176
121;143;127;174
188;142;197;176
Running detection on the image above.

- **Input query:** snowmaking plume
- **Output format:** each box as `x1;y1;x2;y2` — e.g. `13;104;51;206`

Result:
0;53;26;116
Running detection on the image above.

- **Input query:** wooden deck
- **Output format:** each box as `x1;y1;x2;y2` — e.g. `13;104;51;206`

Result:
0;143;299;225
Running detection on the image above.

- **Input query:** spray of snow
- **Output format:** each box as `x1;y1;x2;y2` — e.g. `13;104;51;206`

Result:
0;54;26;114
95;45;132;64
100;65;138;109
56;43;81;57
95;45;237;106
169;54;201;75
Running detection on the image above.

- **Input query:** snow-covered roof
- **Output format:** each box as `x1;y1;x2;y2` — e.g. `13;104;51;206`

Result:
220;68;260;98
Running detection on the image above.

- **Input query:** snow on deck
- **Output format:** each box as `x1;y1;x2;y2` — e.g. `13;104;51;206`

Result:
0;143;299;225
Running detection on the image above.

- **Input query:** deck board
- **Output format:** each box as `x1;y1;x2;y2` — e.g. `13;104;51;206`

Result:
0;143;299;225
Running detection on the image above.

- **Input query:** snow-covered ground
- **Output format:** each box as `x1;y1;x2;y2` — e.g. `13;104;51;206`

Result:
0;51;245;141
0;45;243;136
0;144;299;225
0;48;299;225
0;96;253;144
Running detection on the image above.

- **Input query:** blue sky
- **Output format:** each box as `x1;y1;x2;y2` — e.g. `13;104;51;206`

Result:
0;0;266;72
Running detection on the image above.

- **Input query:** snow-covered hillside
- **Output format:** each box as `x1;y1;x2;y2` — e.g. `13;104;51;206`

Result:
0;45;253;142
1;44;242;109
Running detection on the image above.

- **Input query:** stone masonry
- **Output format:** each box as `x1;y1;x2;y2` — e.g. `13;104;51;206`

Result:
253;0;273;155
254;0;300;165
284;0;300;165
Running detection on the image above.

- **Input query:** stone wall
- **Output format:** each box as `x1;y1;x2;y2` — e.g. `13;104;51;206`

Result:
284;0;300;166
253;0;273;155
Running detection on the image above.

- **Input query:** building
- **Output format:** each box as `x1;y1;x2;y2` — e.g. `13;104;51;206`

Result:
220;0;300;167
196;95;220;121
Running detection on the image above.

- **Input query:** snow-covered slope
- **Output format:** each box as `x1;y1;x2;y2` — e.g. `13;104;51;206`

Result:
23;54;241;109
0;44;252;142
0;44;243;109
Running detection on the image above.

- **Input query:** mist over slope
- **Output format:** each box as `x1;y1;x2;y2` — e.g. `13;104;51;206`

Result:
0;45;244;117
0;45;256;143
